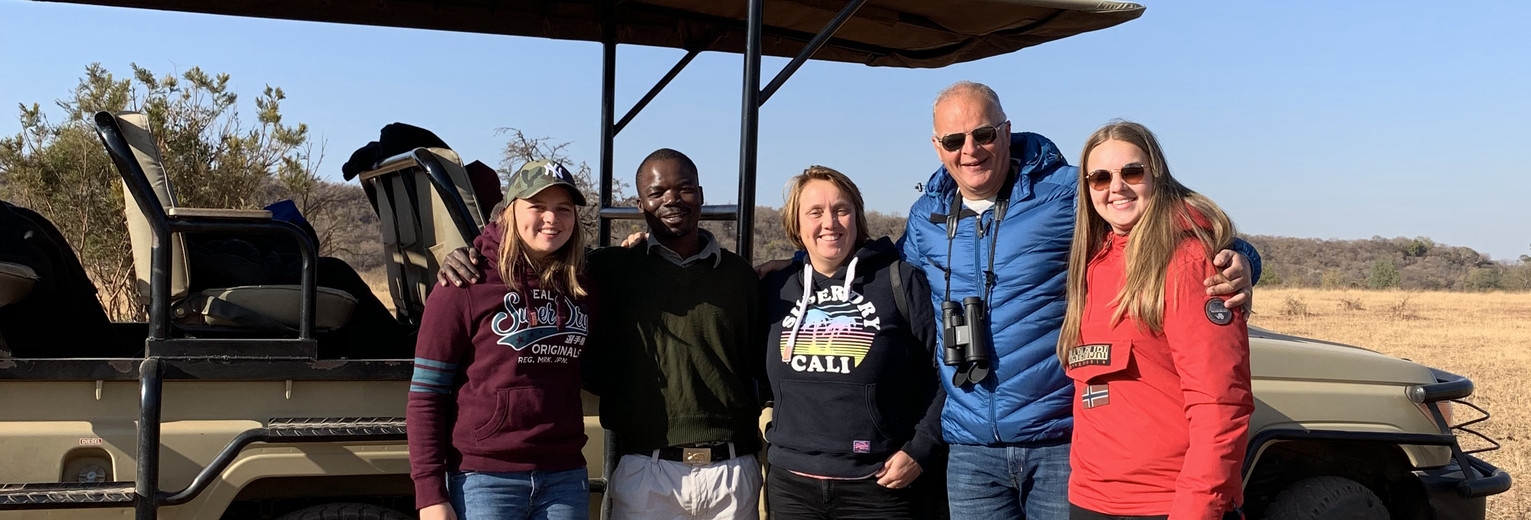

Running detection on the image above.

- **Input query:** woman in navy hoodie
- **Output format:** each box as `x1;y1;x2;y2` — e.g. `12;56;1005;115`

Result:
760;166;945;519
408;160;595;520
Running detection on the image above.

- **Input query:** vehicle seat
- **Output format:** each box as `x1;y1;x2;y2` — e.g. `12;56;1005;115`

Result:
355;147;485;327
0;262;37;309
0;262;38;356
103;111;357;333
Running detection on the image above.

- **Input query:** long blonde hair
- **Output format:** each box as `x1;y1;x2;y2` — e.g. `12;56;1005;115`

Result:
496;197;588;298
1057;121;1236;362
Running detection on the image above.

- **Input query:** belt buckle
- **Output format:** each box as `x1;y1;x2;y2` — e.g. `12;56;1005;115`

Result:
681;447;713;466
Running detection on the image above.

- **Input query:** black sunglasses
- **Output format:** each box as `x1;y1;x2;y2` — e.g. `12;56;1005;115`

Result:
1085;164;1148;191
938;121;1008;152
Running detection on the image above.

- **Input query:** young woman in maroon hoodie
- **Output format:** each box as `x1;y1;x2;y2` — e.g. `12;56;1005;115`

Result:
408;160;595;520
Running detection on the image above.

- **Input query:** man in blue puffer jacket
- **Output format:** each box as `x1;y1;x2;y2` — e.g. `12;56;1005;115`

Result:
898;81;1258;519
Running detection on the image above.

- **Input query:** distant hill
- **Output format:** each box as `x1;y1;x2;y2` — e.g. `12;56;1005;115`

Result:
1243;235;1530;291
347;200;1531;292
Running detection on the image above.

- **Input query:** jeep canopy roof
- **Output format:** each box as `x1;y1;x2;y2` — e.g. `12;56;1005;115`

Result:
35;0;1144;260
37;0;1143;68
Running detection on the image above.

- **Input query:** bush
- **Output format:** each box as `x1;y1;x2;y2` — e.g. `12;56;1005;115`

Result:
1281;296;1311;318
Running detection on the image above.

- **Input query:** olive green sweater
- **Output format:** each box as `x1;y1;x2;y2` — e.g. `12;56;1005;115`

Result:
586;243;763;454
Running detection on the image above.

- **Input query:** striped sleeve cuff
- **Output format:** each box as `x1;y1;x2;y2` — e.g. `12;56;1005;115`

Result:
410;357;458;395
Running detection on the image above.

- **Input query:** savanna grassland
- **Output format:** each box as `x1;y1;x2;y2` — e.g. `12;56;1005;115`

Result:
1251;288;1530;519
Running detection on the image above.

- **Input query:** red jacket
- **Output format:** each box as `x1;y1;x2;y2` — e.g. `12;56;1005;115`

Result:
1065;233;1252;519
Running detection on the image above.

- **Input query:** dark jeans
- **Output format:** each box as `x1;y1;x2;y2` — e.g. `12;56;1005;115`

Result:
766;465;914;520
1069;504;1242;520
1069;504;1167;520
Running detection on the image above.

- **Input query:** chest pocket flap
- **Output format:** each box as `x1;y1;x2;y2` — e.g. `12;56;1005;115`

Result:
1064;340;1132;382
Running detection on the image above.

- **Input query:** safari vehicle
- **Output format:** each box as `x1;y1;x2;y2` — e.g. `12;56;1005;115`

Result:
0;1;1509;519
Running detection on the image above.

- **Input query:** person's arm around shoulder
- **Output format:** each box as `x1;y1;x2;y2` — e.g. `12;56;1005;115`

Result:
437;247;483;287
1164;243;1254;520
1205;238;1261;309
407;284;476;511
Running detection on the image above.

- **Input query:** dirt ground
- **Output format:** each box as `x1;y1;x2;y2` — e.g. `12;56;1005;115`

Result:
1251;288;1529;519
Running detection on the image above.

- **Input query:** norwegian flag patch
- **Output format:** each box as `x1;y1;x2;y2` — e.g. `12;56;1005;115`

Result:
1082;384;1111;409
852;440;871;453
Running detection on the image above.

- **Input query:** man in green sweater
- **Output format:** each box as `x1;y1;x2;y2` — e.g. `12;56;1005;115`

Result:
438;148;764;519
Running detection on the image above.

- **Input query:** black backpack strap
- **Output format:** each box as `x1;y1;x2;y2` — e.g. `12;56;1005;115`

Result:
889;259;908;325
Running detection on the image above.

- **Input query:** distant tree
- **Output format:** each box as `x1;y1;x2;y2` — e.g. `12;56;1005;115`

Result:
1504;264;1531;291
1462;267;1501;292
0;63;345;318
1367;258;1400;289
1261;269;1284;286
1320;268;1353;289
1404;239;1431;258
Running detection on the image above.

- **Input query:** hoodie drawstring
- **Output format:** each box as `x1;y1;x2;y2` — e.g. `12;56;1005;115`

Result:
783;256;859;361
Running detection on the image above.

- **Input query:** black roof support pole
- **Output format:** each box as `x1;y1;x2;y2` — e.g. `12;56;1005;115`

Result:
615;47;702;135
134;358;162;520
598;2;618;247
737;0;763;262
760;0;867;106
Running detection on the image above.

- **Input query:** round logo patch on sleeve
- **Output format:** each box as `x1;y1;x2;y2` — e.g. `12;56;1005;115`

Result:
1204;298;1234;326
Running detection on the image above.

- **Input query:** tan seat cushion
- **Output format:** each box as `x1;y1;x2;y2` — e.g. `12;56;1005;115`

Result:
187;285;357;330
114;111;190;303
0;262;39;308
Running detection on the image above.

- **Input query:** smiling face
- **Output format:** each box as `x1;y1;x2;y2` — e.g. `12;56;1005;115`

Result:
932;92;1011;200
509;187;578;259
638;157;703;243
795;179;858;273
1086;139;1156;235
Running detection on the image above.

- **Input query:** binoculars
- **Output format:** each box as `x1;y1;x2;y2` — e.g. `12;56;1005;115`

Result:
942;296;991;386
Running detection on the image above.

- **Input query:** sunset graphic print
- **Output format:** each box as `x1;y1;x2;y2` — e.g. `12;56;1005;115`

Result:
779;300;876;374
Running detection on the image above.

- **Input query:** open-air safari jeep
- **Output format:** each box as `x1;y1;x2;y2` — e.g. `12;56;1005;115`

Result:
0;1;1508;519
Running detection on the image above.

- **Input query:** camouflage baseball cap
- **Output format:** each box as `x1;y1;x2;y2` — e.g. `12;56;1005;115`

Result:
505;159;587;206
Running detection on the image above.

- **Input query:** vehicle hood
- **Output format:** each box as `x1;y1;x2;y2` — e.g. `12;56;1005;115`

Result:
1249;327;1435;385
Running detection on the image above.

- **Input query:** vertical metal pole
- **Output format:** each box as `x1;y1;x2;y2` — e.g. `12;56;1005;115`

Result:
598;3;617;248
136;358;163;520
737;0;763;262
597;9;619;520
148;231;170;341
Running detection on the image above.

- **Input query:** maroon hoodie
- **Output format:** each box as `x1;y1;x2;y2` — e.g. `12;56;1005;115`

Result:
406;221;593;509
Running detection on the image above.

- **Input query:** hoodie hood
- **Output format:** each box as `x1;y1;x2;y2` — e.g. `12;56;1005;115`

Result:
784;237;902;359
474;220;506;274
921;131;1070;206
806;236;903;287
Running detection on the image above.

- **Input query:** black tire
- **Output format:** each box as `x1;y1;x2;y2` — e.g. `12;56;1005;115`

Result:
274;502;410;520
1264;476;1388;520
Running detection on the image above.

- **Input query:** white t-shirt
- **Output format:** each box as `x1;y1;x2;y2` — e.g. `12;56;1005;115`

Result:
963;196;997;215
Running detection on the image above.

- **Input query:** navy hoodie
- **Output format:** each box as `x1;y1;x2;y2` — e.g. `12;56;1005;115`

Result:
761;237;945;478
407;221;594;509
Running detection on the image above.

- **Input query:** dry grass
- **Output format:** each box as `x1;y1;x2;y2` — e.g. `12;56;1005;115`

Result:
358;266;394;313
1252;288;1531;519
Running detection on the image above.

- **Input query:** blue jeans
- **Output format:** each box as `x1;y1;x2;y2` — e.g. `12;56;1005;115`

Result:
448;467;589;520
947;441;1070;520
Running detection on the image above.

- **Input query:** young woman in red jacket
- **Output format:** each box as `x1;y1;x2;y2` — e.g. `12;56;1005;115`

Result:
408;160;595;520
1056;121;1252;520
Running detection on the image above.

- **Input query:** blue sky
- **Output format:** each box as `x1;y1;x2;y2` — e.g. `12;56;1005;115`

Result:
2;1;1528;261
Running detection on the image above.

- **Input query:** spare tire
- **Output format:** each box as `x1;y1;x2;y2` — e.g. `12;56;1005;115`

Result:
1264;476;1388;520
